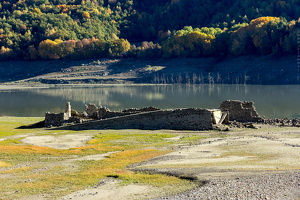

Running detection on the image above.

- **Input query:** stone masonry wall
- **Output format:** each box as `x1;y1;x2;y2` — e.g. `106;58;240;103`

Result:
84;104;161;119
56;108;214;131
220;100;263;122
44;102;71;127
44;112;69;127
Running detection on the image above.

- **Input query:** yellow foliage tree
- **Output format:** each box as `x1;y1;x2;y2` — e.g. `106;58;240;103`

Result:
32;8;42;15
38;39;63;59
109;39;131;56
0;46;13;59
162;27;218;57
249;17;280;27
250;17;280;54
186;31;215;56
230;17;280;55
82;11;91;19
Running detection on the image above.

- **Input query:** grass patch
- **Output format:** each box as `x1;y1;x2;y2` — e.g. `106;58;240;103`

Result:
0;117;44;138
89;131;176;148
179;134;208;143
0;138;23;145
0;161;11;168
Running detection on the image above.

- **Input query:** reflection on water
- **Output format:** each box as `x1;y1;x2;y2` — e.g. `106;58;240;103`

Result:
0;84;299;118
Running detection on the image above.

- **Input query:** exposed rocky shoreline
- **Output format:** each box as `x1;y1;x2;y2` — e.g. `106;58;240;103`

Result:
0;55;298;85
227;118;300;129
152;171;300;200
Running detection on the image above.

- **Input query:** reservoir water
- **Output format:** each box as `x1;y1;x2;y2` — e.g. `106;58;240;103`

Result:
0;84;299;118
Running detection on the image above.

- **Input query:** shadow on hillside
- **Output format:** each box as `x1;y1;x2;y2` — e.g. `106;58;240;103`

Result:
0;59;91;83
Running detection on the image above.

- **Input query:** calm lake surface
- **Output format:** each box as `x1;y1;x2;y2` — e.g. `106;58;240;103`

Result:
0;84;299;118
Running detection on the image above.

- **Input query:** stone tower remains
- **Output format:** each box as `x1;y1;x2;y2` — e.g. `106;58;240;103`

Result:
65;102;71;118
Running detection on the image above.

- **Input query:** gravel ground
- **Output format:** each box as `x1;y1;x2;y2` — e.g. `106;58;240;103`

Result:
153;171;300;200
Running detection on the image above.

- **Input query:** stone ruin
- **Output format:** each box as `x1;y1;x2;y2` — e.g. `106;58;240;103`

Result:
44;102;71;127
220;100;263;122
82;103;160;119
58;108;224;131
44;102;161;127
44;100;263;130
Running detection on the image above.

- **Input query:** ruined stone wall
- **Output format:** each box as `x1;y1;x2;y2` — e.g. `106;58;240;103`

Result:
56;108;214;131
44;112;69;127
84;104;161;119
103;107;160;119
44;102;71;127
220;100;263;122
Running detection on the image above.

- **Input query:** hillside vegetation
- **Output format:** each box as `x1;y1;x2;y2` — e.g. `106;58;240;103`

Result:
0;0;299;60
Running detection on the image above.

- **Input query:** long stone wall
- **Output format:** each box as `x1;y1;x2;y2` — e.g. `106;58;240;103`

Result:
45;100;262;130
56;108;215;131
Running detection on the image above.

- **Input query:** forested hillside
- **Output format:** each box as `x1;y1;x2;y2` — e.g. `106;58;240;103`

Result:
0;0;299;60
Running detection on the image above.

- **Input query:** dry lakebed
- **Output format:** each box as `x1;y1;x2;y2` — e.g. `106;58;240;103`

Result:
0;117;299;200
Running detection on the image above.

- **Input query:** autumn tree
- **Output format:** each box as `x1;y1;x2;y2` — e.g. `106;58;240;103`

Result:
162;27;220;57
108;38;131;56
38;39;63;59
0;46;14;60
230;17;283;55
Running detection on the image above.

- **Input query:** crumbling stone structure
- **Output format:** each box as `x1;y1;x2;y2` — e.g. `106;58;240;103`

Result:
85;103;99;118
65;102;71;118
44;102;71;127
45;100;263;129
220;100;263;122
45;102;161;127
83;104;160;119
57;108;222;131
